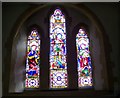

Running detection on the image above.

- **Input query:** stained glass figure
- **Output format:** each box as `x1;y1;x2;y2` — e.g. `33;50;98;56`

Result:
25;29;40;88
50;9;68;88
76;28;93;87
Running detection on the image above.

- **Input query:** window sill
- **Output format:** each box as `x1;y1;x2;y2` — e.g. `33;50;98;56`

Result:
5;90;114;97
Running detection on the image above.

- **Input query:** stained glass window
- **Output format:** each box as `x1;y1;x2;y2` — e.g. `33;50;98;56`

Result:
25;29;40;88
49;9;68;88
76;28;93;88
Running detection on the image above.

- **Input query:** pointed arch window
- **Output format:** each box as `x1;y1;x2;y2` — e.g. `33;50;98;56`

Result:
76;28;93;88
49;9;68;89
25;29;40;88
5;3;112;95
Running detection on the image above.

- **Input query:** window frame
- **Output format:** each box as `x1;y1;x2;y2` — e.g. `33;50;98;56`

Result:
4;3;111;96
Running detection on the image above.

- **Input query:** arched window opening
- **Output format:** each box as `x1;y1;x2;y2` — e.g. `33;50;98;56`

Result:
6;4;111;94
25;29;40;88
49;9;68;89
76;28;93;88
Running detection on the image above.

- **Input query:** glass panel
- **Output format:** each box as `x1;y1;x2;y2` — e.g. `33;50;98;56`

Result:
50;9;68;88
25;29;40;88
76;28;93;88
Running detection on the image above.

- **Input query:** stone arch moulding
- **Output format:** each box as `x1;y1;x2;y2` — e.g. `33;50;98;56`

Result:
4;3;111;95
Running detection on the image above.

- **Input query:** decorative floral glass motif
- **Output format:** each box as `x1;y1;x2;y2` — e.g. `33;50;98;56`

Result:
50;9;68;88
76;28;93;87
25;29;40;88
